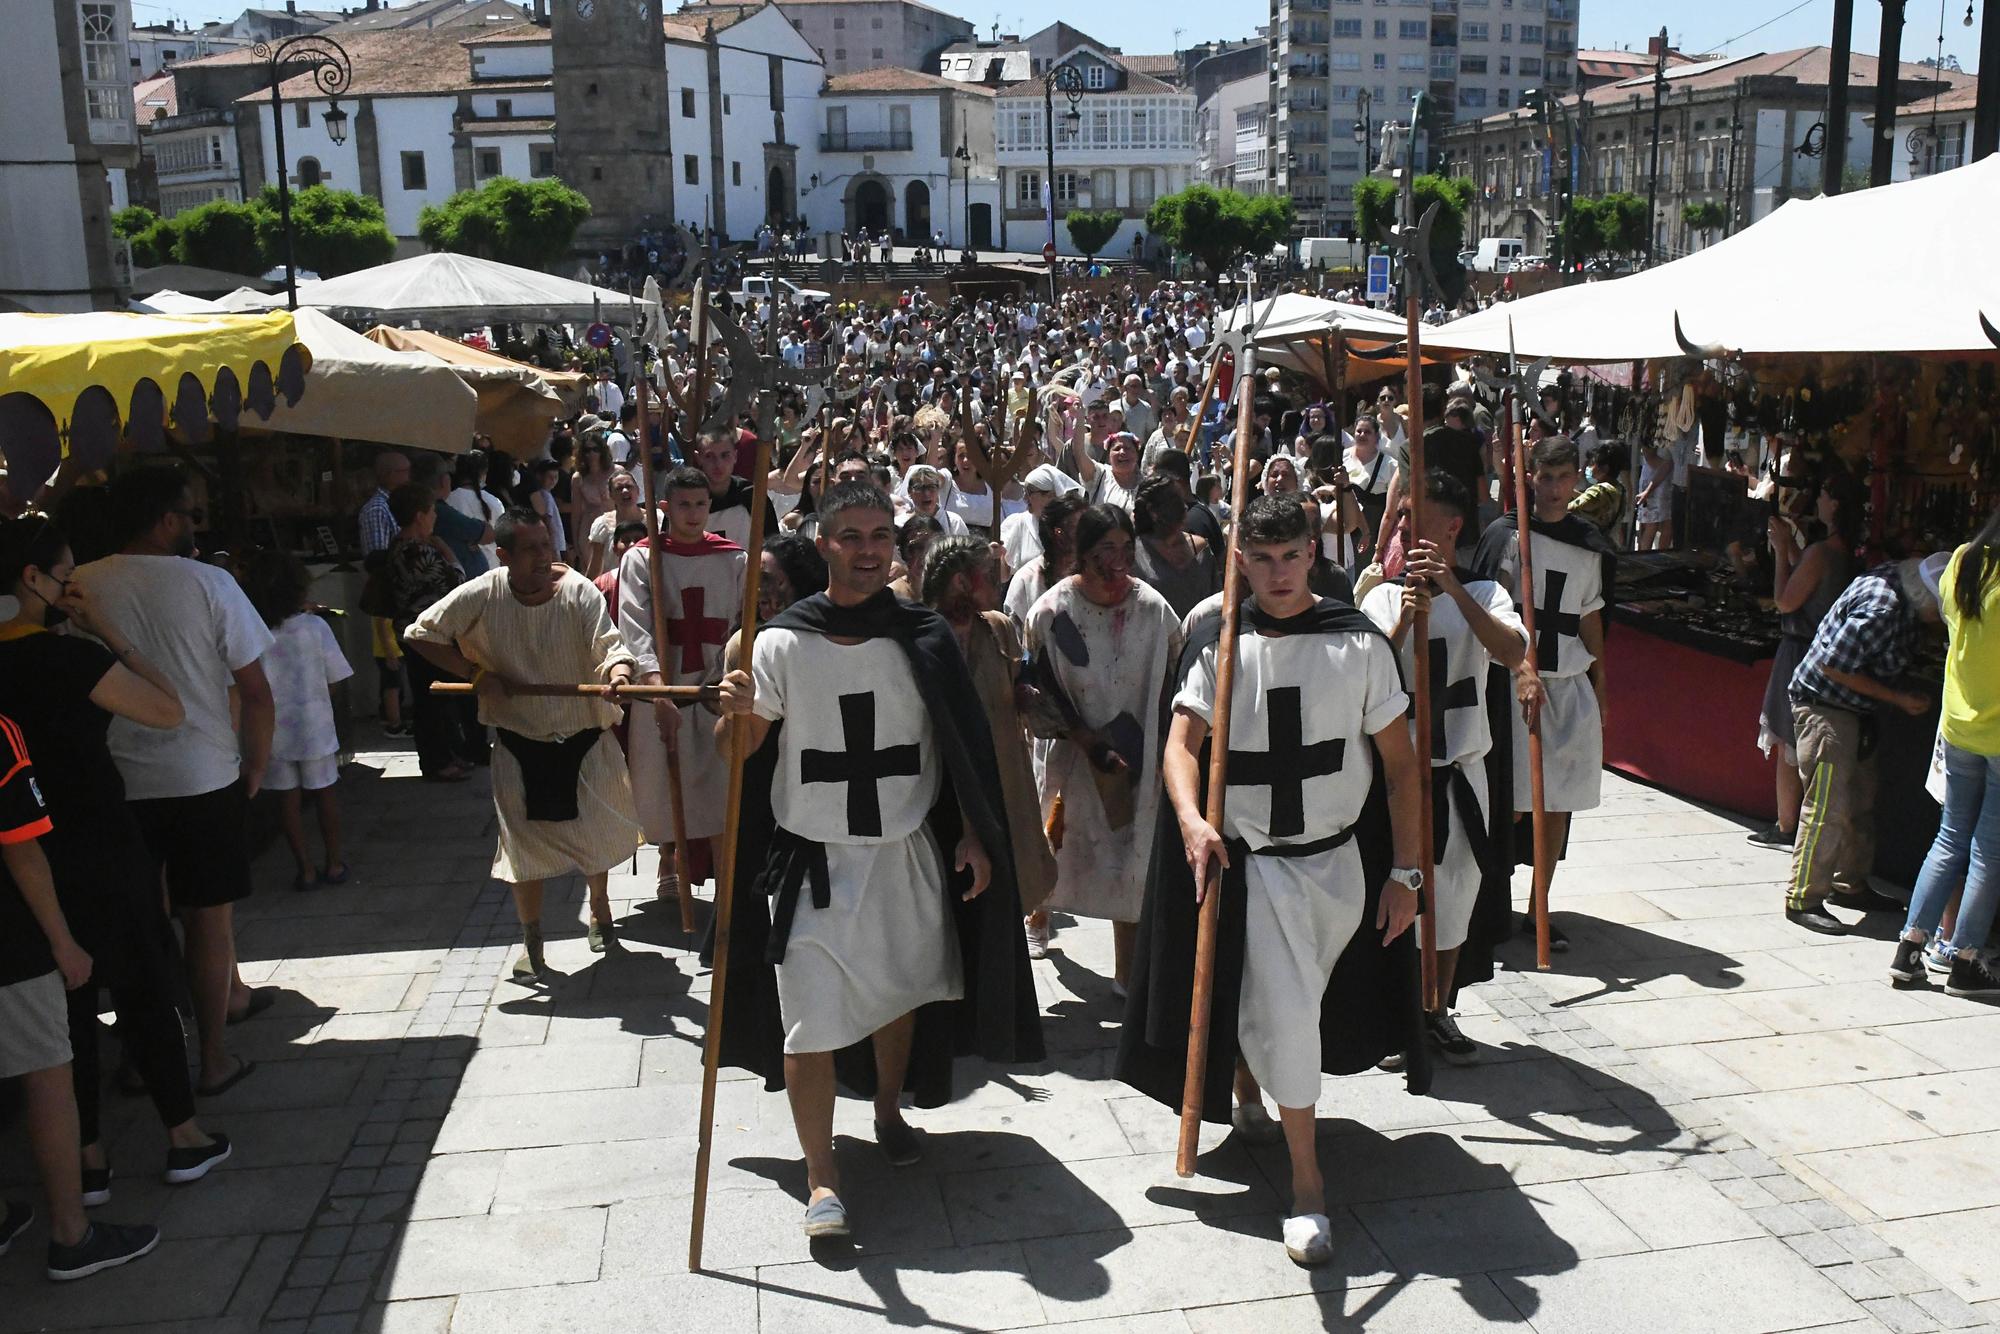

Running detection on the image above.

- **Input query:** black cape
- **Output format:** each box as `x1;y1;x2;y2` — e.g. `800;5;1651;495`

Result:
708;589;1044;1107
1115;595;1433;1123
1470;511;1618;872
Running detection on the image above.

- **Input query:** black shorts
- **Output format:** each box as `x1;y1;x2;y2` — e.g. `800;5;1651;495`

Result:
129;780;254;910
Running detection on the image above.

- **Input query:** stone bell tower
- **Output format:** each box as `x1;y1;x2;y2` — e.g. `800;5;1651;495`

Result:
551;0;674;253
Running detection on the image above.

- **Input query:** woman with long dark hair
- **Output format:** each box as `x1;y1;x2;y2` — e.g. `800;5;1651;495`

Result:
1751;476;1859;848
1891;508;2000;997
1131;475;1217;618
0;516;231;1201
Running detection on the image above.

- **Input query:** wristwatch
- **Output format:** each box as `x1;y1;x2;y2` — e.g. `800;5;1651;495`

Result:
1388;866;1425;892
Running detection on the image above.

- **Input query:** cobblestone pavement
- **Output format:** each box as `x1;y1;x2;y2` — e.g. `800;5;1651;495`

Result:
3;736;1998;1334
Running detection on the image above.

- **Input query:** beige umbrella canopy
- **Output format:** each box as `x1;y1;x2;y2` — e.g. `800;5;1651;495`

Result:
244;309;478;453
364;326;584;460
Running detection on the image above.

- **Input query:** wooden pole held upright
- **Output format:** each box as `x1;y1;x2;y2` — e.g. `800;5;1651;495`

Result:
688;422;775;1273
1404;272;1440;1015
1506;389;1554;971
1175;346;1259;1180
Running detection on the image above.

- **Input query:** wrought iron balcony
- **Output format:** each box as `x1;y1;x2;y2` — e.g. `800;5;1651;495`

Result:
820;129;913;152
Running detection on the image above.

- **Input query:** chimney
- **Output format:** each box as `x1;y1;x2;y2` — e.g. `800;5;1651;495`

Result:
1647;34;1665;57
286;1;297;13
365;0;380;9
533;0;547;20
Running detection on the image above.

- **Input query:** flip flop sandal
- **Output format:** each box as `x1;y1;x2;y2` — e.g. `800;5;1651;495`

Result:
195;1057;258;1098
226;988;278;1025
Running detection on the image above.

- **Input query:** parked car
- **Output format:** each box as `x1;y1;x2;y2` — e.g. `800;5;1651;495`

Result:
735;275;831;310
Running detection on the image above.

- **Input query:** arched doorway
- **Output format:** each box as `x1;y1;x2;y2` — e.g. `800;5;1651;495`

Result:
853;178;890;234
969;202;992;249
767;166;787;224
904;180;931;241
297;156;323;188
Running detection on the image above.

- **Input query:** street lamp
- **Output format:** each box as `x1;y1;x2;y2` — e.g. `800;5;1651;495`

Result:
255;34;352;309
1042;61;1085;302
1353;87;1373;269
954;138;971;254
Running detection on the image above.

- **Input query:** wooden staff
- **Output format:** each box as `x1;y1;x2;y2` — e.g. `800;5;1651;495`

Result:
427;682;718;701
1175;345;1261;1180
688;424;774;1273
1181;346;1226;468
1507;387;1553;971
1403;265;1440;1015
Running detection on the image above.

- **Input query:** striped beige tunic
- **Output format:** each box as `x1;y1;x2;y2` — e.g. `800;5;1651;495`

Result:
406;568;641;882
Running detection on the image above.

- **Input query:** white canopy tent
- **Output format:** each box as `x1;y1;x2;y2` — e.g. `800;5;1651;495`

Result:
247;308;478;453
1427;156;2000;363
290;252;649;327
133;289;220;315
210;286;280;312
1212;292;1431;385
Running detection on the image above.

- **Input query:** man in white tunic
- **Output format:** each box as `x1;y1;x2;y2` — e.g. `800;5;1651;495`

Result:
715;481;1042;1240
1471;436;1614;954
405;509;640;977
1362;470;1527;1063
1022;504;1183;992
618;465;746;904
1117;494;1424;1268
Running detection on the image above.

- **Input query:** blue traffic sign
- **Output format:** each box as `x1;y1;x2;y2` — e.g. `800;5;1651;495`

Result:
584;321;613;349
1366;254;1392;302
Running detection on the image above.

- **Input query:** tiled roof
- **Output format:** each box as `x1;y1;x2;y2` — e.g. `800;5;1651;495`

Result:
825;66;993;95
662;4;756;40
198;29;547;98
465;116;556;132
462;22;549;43
327;0;527;31
132;72;179;120
1120;54;1180;79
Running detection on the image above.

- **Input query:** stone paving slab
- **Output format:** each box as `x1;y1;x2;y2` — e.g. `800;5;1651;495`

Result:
7;759;2000;1333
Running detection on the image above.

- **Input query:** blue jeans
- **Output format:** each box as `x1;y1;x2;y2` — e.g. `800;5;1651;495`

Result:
1903;743;2000;954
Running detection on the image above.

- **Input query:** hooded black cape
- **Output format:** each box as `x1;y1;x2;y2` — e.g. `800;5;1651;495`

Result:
1115;595;1433;1123
1470;511;1619;872
707;589;1045;1107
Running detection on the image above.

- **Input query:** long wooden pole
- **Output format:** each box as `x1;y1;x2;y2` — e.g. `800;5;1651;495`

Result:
1404;251;1440;1016
427;682;717;701
1507;388;1554;970
1175;346;1253;1180
1181;347;1226;469
626;312;699;936
688;422;774;1273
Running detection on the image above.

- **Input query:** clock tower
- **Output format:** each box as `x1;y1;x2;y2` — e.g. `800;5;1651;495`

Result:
551;0;674;255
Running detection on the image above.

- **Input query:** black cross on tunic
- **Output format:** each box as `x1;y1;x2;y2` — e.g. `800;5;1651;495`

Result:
1531;568;1582;673
1227;686;1345;840
800;691;922;837
1412;636;1482;762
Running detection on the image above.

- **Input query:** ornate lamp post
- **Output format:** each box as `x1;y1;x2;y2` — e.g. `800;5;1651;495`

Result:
256;34;352;309
1354;86;1373;268
1043;62;1085;302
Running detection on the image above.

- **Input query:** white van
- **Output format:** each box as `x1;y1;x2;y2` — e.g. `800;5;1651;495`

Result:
1469;237;1526;273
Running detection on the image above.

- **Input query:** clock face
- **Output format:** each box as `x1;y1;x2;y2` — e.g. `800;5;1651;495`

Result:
574;0;594;17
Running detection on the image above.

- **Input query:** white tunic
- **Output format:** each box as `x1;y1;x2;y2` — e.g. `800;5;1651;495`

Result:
1025;578;1183;923
1484;528;1606;812
404;569;641;882
617;539;747;845
751;628;963;1054
1176;626;1407;1109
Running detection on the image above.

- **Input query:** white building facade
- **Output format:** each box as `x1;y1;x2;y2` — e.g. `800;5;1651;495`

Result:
3;0;138;311
812;69;998;247
992;44;1195;258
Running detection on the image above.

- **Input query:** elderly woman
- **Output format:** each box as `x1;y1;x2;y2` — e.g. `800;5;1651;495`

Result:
899;465;971;536
1262;452;1304;497
1073;428;1143;512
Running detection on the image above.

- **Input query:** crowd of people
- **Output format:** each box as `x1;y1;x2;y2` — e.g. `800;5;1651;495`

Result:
2;272;1995;1281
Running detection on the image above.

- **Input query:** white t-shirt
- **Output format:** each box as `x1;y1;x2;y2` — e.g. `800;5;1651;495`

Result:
263;612;354;762
1000;509;1042;574
76;553;276;800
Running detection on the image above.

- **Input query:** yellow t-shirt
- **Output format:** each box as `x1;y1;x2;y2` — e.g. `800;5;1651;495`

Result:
1939;545;2000;755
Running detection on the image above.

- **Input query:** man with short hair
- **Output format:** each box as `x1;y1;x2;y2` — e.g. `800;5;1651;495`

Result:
74;468;275;1096
712;481;1041;1238
1118;492;1425;1267
1785;559;1943;935
694;431;778;549
619;465;747;917
1118;373;1157;443
404;509;642;978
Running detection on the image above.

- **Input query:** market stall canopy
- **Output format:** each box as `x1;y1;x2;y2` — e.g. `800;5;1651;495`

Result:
245;309;477;454
135;290;221;315
1212;292;1436;386
364;325;571;460
292;252;646;327
1427;156;2000;363
211;286;282;312
130;263;275;299
0;311;308;493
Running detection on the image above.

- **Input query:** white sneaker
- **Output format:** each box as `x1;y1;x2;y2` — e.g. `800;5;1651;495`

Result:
1283;1212;1334;1265
1024;917;1049;960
